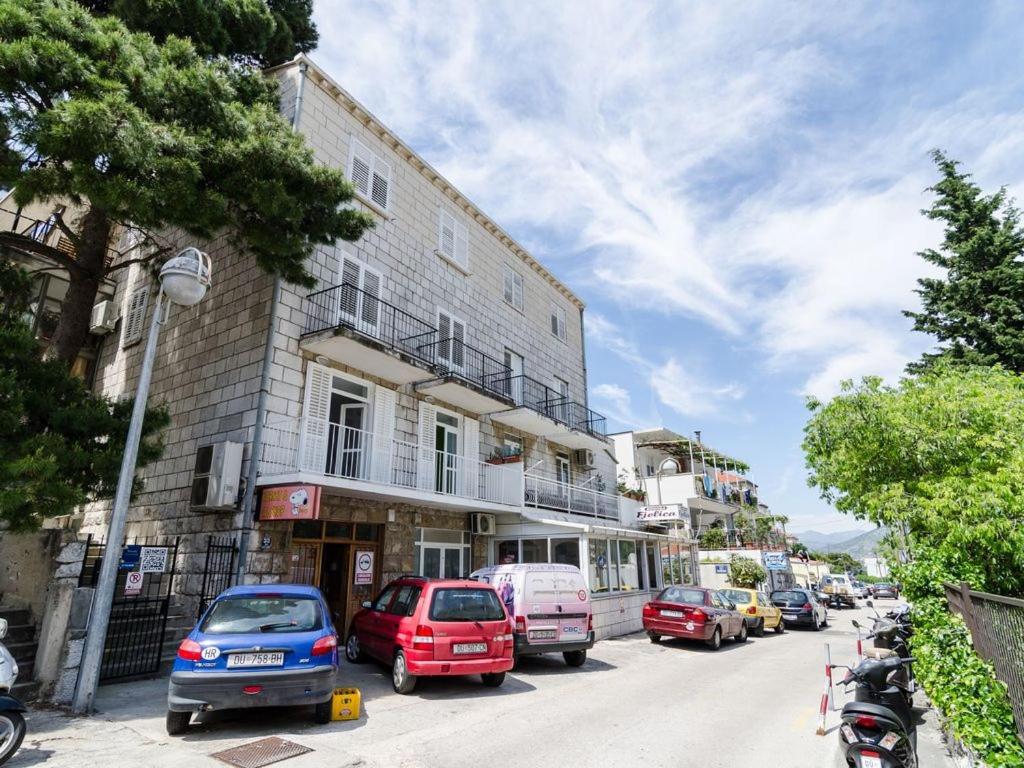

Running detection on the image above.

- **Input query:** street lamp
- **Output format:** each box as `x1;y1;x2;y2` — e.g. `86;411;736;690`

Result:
72;247;211;714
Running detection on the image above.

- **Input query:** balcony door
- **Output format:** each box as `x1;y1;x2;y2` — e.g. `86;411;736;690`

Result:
325;376;370;479
434;411;460;494
337;254;382;337
552;377;570;423
503;349;523;404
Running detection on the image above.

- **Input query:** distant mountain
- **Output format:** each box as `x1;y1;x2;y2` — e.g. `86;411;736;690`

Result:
791;527;887;559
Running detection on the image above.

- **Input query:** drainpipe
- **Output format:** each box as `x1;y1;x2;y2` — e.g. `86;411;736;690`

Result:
235;59;309;581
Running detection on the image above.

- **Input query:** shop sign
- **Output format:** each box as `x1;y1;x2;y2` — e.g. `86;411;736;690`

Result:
259;484;321;521
119;544;141;571
762;552;790;571
354;550;374;585
714;564;729;574
139;546;168;573
124;571;144;596
637;504;685;523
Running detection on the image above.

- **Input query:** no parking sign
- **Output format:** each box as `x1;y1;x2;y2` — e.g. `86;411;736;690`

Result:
124;571;144;596
354;551;374;585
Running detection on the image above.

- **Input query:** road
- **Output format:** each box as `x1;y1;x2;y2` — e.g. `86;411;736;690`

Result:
14;603;954;768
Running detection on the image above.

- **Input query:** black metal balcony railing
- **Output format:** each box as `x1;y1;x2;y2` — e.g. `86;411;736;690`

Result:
418;338;512;399
499;374;607;439
303;283;437;365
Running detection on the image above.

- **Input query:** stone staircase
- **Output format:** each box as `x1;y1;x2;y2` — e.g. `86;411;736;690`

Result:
1;608;41;702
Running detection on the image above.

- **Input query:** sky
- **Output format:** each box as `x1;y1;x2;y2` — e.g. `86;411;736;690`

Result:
312;1;1024;534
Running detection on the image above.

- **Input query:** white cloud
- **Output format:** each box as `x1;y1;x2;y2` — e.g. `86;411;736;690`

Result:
591;383;637;427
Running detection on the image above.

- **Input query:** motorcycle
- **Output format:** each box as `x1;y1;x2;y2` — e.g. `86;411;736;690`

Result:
0;618;27;766
856;600;915;707
833;651;918;767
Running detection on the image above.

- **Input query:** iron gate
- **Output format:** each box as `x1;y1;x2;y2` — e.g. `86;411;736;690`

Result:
199;535;239;615
78;535;179;682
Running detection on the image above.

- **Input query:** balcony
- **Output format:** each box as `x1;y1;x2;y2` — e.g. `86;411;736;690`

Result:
489;375;608;450
415;339;514;414
523;470;620;520
258;417;524;512
300;283;438;385
642;473;736;517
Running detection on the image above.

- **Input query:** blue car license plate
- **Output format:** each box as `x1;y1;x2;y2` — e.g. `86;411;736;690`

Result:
226;652;284;668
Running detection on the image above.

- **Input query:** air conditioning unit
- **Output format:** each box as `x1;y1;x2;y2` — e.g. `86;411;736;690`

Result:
89;300;118;335
190;441;243;509
471;513;496;535
574;449;596;469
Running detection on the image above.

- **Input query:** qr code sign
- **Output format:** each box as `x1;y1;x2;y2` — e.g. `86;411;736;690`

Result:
139;546;168;573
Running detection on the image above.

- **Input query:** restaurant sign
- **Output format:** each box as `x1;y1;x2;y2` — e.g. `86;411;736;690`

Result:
637;504;686;523
259;484;321;521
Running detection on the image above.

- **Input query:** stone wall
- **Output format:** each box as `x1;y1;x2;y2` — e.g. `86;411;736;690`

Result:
0;529;67;620
592;590;657;640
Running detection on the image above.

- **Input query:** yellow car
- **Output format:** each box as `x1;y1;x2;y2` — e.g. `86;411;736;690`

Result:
719;588;785;636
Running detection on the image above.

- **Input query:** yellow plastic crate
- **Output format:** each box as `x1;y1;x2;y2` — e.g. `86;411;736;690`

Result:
330;687;360;721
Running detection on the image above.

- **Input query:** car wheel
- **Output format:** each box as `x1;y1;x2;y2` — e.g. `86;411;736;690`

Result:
165;710;191;736
821;612;829;628
392;650;417;694
314;700;332;724
345;633;365;664
774;618;785;634
0;711;26;761
563;650;587;667
648;632;661;644
753;619;765;637
705;627;722;650
481;672;506;687
735;622;748;643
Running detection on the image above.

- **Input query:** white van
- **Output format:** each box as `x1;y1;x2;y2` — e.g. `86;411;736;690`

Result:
470;563;594;667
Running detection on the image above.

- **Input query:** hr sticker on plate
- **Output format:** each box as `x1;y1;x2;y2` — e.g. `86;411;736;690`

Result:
201;646;220;661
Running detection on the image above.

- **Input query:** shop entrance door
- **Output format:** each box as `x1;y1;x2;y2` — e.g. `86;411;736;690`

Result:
319;543;350;631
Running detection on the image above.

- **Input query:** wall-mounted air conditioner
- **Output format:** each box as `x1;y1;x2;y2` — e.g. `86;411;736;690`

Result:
471;513;496;535
574;449;596;469
190;441;243;510
89;300;118;335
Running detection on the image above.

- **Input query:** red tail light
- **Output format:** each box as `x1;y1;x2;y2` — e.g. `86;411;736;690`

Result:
242;685;263;695
861;750;881;758
855;715;879;730
413;624;434;651
746;605;757;615
501;620;514;651
642;604;655;618
177;639;201;661
515;615;527;634
689;608;707;622
312;634;337;656
802;603;813;612
587;613;593;632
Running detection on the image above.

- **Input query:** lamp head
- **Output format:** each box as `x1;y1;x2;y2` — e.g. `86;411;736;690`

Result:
159;247;212;306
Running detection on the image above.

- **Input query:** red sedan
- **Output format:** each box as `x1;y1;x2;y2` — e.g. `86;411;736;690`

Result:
642;586;747;650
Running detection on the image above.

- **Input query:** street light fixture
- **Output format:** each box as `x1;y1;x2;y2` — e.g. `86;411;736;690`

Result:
72;247;211;715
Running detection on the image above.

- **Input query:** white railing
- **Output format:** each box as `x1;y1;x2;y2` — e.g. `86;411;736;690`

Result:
523;471;620;520
259;417;523;507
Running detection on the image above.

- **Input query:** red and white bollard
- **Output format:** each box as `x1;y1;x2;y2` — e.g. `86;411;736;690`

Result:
816;643;835;735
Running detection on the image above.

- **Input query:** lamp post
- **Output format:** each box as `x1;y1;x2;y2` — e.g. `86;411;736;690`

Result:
72;248;211;715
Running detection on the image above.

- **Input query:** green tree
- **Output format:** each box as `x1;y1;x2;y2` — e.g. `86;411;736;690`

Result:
0;262;168;531
905;151;1024;374
727;555;766;589
808;551;863;576
699;527;727;549
0;0;373;365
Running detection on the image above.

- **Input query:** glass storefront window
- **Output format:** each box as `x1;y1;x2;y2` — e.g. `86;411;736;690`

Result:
355;523;377;541
552;538;580;567
324;522;352;539
588;539;610;593
293;520;322;539
415;528;471;578
618;541;639;590
521;539;548;563
497;540;519;564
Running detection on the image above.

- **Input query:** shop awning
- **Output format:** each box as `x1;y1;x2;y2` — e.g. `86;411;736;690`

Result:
518;508;679;541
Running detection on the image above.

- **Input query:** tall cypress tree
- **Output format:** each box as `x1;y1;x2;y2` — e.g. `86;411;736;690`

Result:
906;151;1024;373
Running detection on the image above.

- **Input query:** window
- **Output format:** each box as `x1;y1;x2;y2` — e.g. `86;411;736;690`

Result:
429;588;505;622
347;137;391;210
337;254;382;334
521;539;548;563
121;281;149;347
589;539;610;593
503;349;524;403
618;541;639;591
552;539;580;567
553;378;570;423
372;585;397;612
550;303;566;341
389;586;421;616
414;528;471;578
645;542;659;590
438;209;469;270
503;265;524;311
201;596;322;634
498;540;519;564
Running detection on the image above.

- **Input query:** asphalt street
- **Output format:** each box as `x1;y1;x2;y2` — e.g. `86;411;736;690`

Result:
13;602;954;768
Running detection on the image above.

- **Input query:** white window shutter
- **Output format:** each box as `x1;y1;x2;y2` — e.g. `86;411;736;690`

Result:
300;363;333;472
513;273;523;310
417;403;438;490
348;139;372;197
461;416;480;498
451;316;466;370
438;209;456;260
337;255;361;322
360;265;382;331
371;386;397;484
370;156;390;210
437;310;452;367
454;221;469;269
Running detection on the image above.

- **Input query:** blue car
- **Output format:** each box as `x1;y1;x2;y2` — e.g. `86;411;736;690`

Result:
166;584;338;735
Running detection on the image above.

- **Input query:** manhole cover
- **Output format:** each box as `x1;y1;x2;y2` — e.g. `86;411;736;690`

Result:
211;736;313;768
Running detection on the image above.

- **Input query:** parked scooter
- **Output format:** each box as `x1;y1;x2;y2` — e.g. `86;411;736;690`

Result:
0;618;27;766
856;600;915;707
832;652;918;768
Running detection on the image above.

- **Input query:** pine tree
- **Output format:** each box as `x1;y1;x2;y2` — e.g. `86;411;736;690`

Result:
906;151;1024;373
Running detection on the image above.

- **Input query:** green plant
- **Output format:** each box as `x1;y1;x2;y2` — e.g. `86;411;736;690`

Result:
727;555;766;589
699;527;727;549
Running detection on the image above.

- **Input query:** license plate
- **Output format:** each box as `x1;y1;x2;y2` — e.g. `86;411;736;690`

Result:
660;610;684;618
529;630;557;640
454;642;487;654
226;652;283;668
861;755;882;768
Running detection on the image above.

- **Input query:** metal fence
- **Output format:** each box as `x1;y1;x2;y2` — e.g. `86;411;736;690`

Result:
944;582;1024;747
198;535;238;616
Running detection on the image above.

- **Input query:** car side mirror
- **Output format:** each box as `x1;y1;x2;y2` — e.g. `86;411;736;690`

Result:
729;602;737;611
0;618;6;640
361;601;372;609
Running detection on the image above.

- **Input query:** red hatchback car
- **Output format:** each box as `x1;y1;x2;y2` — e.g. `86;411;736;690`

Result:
642;586;747;650
345;577;514;693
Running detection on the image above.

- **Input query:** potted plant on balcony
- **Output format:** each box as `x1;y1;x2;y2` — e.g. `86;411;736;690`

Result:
616;470;646;502
486;445;523;465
